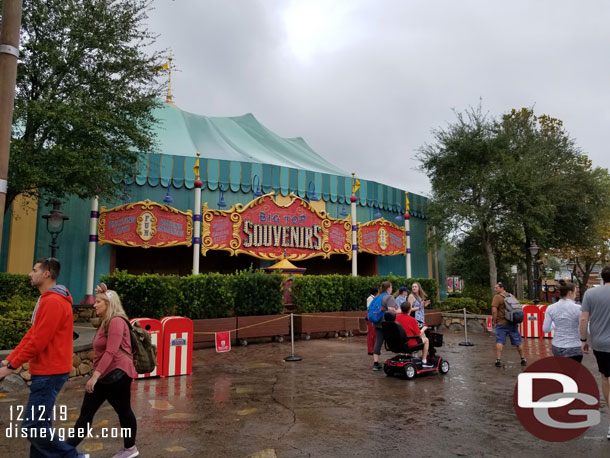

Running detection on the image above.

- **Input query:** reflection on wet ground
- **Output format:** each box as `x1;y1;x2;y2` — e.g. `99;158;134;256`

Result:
1;331;609;457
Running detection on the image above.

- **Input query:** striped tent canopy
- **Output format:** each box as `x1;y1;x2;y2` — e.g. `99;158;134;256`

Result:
113;103;428;218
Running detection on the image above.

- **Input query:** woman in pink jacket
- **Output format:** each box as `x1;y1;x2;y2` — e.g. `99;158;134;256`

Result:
69;285;139;458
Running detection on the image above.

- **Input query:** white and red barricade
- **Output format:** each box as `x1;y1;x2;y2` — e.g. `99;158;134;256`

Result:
130;318;163;378
538;304;554;339
519;305;540;338
161;316;193;377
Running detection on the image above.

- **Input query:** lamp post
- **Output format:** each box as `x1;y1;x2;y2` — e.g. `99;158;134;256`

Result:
42;201;69;258
528;240;539;305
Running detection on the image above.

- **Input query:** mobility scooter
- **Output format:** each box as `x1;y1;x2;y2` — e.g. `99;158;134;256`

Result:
382;312;450;379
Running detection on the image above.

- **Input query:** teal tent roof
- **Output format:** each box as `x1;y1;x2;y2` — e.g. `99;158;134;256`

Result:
154;103;348;177
113;102;428;218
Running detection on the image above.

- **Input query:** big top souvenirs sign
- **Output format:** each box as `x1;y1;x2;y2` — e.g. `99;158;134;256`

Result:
357;218;406;256
98;200;193;248
201;192;352;260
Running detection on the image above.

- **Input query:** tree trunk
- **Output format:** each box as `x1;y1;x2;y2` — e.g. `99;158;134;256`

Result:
481;224;497;298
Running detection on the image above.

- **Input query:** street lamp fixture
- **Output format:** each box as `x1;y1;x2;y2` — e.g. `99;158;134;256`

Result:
529;240;540;304
42;201;69;258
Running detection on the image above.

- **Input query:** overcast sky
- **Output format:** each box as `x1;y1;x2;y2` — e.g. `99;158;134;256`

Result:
146;0;610;196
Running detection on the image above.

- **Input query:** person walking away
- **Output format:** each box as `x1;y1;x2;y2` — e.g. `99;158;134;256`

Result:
408;282;430;327
68;284;139;458
366;288;377;355
542;280;582;362
580;265;610;439
0;258;87;458
492;282;527;367
372;281;399;371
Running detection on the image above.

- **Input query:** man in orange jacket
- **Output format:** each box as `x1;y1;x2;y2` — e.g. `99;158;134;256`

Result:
0;258;88;458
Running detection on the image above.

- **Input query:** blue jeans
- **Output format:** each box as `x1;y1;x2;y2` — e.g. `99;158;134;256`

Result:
495;323;522;346
23;373;78;458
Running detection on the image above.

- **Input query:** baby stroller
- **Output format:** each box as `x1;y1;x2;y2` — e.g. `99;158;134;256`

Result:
382;312;450;379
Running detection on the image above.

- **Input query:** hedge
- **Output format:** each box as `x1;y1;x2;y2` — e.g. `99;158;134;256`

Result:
102;269;285;320
0;273;38;301
440;297;490;315
292;275;438;313
0;295;36;349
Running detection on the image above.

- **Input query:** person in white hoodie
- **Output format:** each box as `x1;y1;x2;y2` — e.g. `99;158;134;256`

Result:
542;279;583;362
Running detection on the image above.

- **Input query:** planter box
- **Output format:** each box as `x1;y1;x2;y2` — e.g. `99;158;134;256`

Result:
342;311;368;335
193;317;237;349
236;314;289;340
295;311;345;334
425;309;443;327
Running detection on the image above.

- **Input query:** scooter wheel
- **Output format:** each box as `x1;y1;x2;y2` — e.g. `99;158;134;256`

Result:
403;363;416;380
383;365;393;376
439;359;450;374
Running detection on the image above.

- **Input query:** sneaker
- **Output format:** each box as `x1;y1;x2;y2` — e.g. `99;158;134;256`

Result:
372;362;381;371
421;361;434;368
521;358;527;366
495;359;502;367
111;447;139;458
607;426;610;439
77;454;90;458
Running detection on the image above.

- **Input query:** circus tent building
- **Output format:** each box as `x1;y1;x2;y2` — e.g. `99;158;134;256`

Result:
0;101;444;303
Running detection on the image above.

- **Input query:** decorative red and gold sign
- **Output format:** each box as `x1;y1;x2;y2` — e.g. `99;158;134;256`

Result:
357;218;406;256
201;192;352;260
98;200;193;248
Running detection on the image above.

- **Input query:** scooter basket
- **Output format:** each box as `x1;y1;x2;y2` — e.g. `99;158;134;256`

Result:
430;332;443;347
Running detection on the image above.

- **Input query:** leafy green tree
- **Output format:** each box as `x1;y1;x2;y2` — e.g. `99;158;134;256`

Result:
419;105;610;299
497;109;610;298
419;106;506;296
5;0;164;211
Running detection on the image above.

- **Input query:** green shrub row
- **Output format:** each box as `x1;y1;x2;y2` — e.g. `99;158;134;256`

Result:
102;268;284;320
440;297;491;315
0;273;38;301
291;275;438;313
0;295;36;349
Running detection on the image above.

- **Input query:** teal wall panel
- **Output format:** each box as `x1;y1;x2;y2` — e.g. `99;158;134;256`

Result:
378;254;406;277
160;155;173;187
280;167;289;196
219;160;230;188
229;161;241;192
251;163;263;195
241;162;252;193
330;175;338;202
271;166;280;193
207;159;219;191
262;164;272;193
172;156;185;188
297;170;306;198
0;208;11;271
147;154;160;187
289;168;298;195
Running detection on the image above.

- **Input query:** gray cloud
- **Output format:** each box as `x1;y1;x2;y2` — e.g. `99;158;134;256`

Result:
147;0;610;195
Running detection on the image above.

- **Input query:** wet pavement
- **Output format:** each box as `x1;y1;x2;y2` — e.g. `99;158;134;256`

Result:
1;330;609;457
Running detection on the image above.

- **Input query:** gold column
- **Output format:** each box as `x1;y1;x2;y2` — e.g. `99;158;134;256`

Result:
7;194;38;273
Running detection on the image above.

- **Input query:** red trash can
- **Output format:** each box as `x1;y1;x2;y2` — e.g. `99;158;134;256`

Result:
161;316;193;377
519;305;540;338
130;318;163;378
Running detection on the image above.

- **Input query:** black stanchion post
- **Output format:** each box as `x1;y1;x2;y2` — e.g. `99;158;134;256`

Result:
284;313;302;362
459;307;474;346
